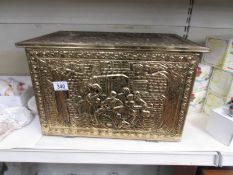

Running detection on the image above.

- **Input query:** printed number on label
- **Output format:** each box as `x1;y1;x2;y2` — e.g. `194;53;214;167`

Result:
53;81;69;91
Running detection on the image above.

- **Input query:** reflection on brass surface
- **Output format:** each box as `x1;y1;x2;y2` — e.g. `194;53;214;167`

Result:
16;31;208;141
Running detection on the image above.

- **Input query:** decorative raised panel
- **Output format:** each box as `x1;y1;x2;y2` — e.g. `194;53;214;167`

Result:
26;48;200;141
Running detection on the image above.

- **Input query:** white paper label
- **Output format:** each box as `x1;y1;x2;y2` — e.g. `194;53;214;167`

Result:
53;81;69;91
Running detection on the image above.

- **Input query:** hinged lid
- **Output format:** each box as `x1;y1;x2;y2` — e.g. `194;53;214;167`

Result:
16;31;209;52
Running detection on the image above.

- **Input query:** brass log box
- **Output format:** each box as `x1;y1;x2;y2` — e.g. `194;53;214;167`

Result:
16;31;209;141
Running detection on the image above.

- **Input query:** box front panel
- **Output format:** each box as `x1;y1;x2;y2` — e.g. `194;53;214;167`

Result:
26;49;200;141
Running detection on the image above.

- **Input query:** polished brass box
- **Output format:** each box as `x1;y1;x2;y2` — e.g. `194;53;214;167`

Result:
16;31;209;141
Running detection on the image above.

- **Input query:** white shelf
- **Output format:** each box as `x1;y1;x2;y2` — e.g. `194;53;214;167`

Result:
0;109;233;166
220;152;233;166
0;149;218;166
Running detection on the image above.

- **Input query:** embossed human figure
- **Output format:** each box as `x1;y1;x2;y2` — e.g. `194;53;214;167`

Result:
86;83;102;115
134;91;150;117
117;87;130;103
95;91;123;127
134;91;147;107
124;94;137;124
101;91;123;110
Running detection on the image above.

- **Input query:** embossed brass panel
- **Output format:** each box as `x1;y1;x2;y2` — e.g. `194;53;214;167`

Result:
16;31;209;141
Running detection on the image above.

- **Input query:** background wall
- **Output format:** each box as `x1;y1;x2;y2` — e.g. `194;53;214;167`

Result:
0;0;233;75
0;1;232;174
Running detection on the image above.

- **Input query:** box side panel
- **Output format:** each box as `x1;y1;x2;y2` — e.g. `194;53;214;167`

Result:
26;48;200;141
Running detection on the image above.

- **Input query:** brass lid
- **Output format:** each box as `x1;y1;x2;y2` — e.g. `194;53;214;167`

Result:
16;31;209;52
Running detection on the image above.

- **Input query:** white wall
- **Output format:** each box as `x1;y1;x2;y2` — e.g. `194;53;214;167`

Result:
0;0;233;75
189;0;233;43
1;0;232;173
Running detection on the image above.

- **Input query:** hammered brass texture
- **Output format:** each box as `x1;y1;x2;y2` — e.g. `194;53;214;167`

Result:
16;31;209;52
25;48;200;141
16;31;208;141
